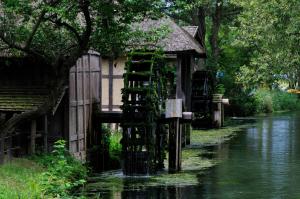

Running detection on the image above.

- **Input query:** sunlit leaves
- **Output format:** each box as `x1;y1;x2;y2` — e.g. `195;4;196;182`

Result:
231;0;300;89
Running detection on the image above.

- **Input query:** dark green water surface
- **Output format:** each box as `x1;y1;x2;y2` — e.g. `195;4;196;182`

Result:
87;111;300;198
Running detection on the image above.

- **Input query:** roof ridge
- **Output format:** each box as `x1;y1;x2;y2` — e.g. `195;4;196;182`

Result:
168;17;204;52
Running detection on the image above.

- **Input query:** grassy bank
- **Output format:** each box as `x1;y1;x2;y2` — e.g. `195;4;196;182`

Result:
0;159;44;198
0;140;88;199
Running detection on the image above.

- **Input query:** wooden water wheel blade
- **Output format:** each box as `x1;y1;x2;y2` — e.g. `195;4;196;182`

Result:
125;72;152;81
127;139;146;146
129;62;153;72
125;100;147;105
121;122;155;127
122;88;150;93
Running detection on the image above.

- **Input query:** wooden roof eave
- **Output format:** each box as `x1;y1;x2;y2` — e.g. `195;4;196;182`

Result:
164;50;206;58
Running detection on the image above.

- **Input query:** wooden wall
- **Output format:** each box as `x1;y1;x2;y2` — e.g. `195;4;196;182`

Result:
69;51;101;161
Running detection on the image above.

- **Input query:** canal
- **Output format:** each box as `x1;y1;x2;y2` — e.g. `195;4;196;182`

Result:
86;111;300;198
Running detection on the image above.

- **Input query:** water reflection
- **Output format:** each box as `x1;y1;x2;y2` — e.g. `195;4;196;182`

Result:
88;112;300;199
202;112;300;199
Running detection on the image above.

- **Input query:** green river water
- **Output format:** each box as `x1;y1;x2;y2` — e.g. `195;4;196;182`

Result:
86;111;300;198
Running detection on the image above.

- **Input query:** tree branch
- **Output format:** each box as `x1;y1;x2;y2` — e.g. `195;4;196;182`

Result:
25;10;47;49
79;0;92;49
46;17;82;44
0;32;46;60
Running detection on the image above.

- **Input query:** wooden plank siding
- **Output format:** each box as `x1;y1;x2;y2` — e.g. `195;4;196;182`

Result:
69;51;101;161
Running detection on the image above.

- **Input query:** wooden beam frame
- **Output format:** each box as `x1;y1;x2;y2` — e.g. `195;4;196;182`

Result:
30;120;37;154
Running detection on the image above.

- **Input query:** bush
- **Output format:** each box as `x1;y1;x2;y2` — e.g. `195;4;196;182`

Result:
226;89;258;116
254;89;273;113
109;131;122;167
254;88;300;113
34;140;88;198
101;125;122;169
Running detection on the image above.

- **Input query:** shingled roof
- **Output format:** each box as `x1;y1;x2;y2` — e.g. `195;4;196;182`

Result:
0;87;49;112
134;17;205;56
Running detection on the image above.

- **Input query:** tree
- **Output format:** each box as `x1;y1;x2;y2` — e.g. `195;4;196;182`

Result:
164;0;242;73
0;0;162;135
232;0;300;89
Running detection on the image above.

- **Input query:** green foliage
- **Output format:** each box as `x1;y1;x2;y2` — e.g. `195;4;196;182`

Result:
109;131;122;164
0;159;44;199
0;0;165;60
215;84;225;94
232;0;300;89
35;140;88;198
254;89;300;113
0;140;88;199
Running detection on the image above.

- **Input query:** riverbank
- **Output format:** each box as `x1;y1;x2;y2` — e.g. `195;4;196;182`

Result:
0;140;87;199
85;122;251;196
0;122;250;198
0;158;44;198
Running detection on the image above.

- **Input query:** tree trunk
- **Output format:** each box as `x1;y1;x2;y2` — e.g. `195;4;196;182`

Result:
209;0;223;73
191;6;206;48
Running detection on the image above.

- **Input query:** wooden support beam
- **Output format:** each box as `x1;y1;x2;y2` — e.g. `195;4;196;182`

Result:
30;120;37;154
177;122;182;170
186;124;191;145
44;115;48;153
108;58;114;111
169;118;182;173
0;132;4;164
7;132;12;160
221;103;225;127
168;57;184;173
213;102;222;128
82;56;87;157
176;57;183;99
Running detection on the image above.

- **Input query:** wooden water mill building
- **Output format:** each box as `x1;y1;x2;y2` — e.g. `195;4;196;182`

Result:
100;17;205;115
0;16;210;175
100;16;206;174
0;51;102;162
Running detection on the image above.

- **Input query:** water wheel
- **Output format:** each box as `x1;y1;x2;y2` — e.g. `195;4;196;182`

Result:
121;51;166;175
191;71;214;128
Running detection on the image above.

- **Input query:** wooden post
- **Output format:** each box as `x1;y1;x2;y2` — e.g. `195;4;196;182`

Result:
186;124;191;145
30;120;37;154
108;58;114;111
185;55;194;146
0;132;4;164
7;132;12;161
221;103;224;127
168;57;184;173
169;118;180;173
213;94;223;128
177;121;182;170
181;124;186;147
214;102;222;128
82;56;87;160
166;99;182;173
44;115;48;153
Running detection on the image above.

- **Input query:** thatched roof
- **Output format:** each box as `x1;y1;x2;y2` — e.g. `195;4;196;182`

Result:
182;26;199;38
134;17;205;56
